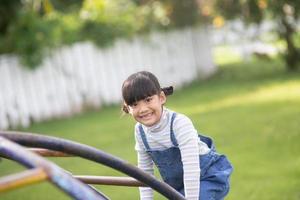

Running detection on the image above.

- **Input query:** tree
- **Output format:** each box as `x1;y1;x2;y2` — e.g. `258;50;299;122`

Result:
0;0;138;69
213;0;300;71
0;0;21;34
132;0;200;29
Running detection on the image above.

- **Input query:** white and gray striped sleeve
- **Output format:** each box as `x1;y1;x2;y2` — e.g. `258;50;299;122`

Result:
174;114;200;200
135;126;154;200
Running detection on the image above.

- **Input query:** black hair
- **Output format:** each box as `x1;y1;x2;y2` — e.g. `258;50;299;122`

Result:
122;71;173;113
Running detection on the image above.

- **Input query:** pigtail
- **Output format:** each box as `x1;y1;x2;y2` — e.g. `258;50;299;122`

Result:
122;103;129;114
162;86;173;96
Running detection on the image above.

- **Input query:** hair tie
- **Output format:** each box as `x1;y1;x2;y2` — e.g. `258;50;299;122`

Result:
162;86;173;96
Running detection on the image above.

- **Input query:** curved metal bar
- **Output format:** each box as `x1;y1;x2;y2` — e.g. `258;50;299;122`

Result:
74;175;146;187
0;136;109;200
0;131;186;200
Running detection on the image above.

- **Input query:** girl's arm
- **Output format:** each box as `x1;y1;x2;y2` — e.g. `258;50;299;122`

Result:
135;127;154;200
137;150;154;200
174;115;201;200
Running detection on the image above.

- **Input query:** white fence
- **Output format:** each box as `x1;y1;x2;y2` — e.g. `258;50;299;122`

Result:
212;20;279;58
0;26;216;130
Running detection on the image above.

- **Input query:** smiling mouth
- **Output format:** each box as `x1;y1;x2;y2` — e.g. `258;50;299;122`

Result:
140;113;153;119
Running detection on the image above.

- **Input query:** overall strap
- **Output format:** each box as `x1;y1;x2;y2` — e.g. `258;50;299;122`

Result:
170;112;179;147
138;124;151;151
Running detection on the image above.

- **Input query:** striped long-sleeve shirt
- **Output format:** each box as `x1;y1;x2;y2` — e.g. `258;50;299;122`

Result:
134;108;210;200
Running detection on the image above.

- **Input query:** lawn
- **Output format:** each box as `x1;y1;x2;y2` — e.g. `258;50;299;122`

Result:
1;47;300;200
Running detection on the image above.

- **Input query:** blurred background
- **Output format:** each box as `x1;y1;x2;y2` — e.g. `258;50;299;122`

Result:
0;0;299;199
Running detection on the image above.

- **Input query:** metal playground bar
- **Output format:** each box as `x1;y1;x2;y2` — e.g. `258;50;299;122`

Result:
0;131;186;200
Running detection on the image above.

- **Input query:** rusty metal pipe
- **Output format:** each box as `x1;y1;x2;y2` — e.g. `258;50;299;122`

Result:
75;175;146;187
28;148;72;157
0;168;48;193
0;148;71;159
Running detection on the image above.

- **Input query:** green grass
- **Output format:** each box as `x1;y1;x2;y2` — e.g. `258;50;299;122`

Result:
1;48;300;200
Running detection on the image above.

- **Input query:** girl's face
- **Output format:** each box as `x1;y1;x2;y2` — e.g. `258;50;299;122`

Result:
128;92;166;127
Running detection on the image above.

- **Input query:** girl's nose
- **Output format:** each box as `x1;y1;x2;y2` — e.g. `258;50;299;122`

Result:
138;102;148;113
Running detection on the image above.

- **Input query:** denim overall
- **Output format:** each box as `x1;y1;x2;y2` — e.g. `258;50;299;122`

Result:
138;113;233;200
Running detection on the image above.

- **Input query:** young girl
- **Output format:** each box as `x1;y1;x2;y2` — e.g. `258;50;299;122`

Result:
122;71;233;200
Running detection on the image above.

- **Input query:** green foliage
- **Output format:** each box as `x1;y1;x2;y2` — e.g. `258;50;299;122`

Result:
0;0;21;34
0;0;203;69
0;0;138;69
79;0;137;47
161;0;200;28
2;11;62;68
215;0;264;23
133;0;201;32
213;0;300;70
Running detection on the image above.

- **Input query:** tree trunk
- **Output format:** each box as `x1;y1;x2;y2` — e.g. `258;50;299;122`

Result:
280;16;300;71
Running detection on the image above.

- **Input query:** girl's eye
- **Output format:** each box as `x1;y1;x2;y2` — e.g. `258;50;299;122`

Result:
145;97;152;102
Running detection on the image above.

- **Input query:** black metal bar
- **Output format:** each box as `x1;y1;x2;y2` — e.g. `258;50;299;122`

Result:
0;136;109;200
74;175;146;187
0;131;186;200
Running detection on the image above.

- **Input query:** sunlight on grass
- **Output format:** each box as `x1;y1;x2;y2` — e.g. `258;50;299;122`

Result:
182;80;300;115
213;45;242;65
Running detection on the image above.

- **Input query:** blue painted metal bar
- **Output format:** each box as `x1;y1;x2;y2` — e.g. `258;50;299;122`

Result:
0;136;108;200
0;131;186;200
